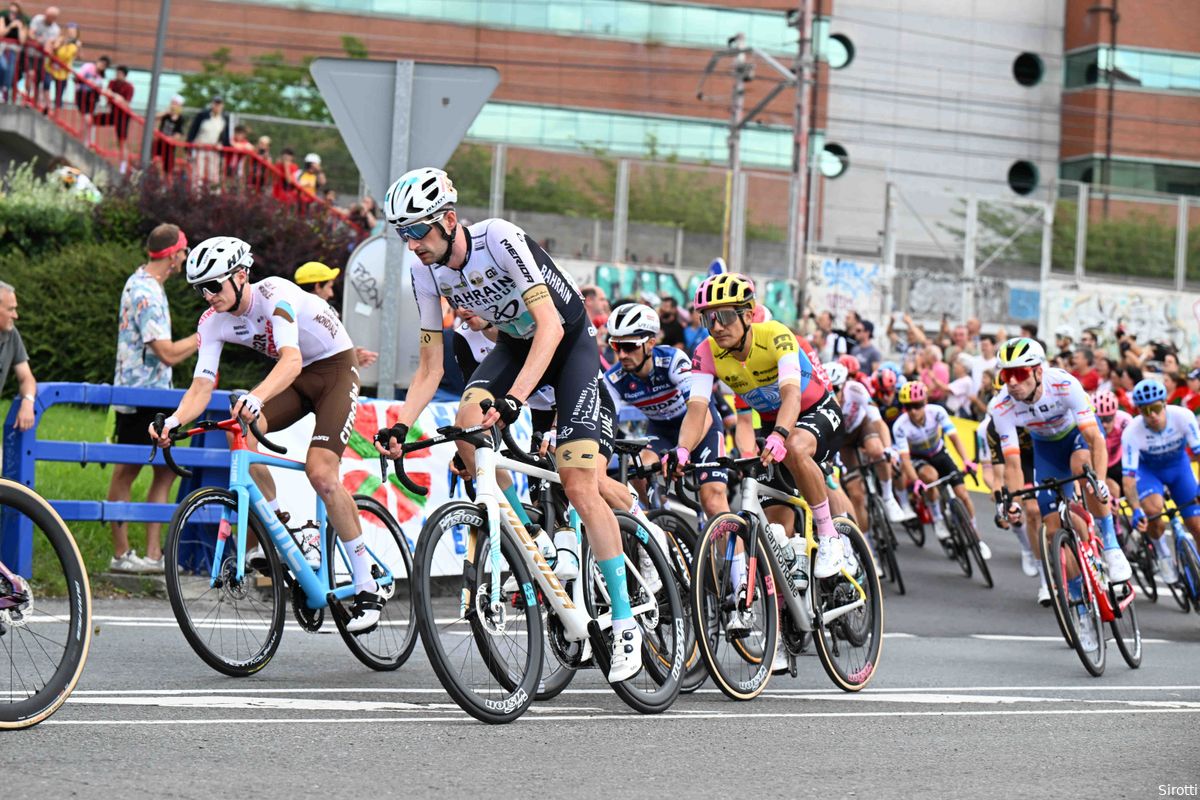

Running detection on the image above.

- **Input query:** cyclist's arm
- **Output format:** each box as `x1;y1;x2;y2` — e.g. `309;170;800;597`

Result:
508;293;562;403
147;333;199;367
1081;422;1108;481
771;330;806;431
1120;425;1142;513
899;451;919;485
397;331;444;428
249;345;302;406
169;376;216;429
989;398;1025;496
679;344;717;453
734;411;756;455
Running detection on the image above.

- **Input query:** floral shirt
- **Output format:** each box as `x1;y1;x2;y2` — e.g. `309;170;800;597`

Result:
114;267;172;399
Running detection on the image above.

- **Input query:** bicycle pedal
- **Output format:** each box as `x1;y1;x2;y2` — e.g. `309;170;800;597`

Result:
586;620;611;676
325;591;349;625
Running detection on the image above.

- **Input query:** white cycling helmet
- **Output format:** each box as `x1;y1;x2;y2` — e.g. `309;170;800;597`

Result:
607;303;660;339
822;361;849;388
186;236;253;285
384;167;458;227
997;337;1046;368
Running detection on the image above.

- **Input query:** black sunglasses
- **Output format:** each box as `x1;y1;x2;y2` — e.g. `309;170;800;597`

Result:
193;276;228;297
613;338;648;354
902;401;926;410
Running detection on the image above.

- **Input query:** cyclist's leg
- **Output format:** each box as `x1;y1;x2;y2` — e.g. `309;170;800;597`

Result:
693;408;730;518
839;442;868;530
785;393;845;575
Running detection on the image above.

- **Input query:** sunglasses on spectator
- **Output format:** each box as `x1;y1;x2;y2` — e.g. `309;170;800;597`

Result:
902;401;926;410
703;308;744;329
395;213;446;242
1139;402;1166;416
612;337;650;354
193;275;229;297
1000;366;1033;384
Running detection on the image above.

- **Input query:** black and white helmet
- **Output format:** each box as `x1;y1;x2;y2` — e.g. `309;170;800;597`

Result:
186;236;253;285
384;167;458;227
607;303;660;339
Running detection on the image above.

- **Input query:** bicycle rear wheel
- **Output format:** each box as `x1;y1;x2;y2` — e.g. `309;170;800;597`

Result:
1119;515;1157;603
0;480;91;729
1046;527;1105;676
905;497;927;547
647;508;707;693
1108;581;1142;669
812;517;884;691
867;495;904;595
690;513;777;701
950;501;992;589
412;501;542;724
165;487;286;677
944;499;973;578
1177;535;1200;614
327;495;417;671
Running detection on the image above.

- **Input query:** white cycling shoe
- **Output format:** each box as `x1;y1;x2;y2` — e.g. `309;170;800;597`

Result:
638;552;663;594
1157;554;1179;585
1103;547;1132;583
813;536;847;579
1074;604;1099;652
771;642;790;676
1037;582;1052;607
977;540;992;561
608;623;643;683
933;519;951;542
884;495;915;523
1021;550;1039;577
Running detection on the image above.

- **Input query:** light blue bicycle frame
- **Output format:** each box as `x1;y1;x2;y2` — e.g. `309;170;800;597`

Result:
206;446;395;610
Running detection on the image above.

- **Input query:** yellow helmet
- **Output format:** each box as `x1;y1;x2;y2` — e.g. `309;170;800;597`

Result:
694;272;755;310
898;381;927;405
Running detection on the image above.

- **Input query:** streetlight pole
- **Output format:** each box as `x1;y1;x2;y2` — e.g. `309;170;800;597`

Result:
1088;1;1118;218
139;0;172;170
786;0;814;295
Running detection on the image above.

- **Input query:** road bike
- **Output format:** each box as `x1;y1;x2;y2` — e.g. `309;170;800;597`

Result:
920;468;993;588
1008;467;1141;676
1138;497;1200;615
396;409;686;724
0;479;91;729
843;456;905;595
686;453;883;701
156;404;416;677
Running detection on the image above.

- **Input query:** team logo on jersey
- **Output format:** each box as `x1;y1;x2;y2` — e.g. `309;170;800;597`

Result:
628;381;639;391
773;333;797;352
485;267;498;279
467;272;485;287
439;283;453;296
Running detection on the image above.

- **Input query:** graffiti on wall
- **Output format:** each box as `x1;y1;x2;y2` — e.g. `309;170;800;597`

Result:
1043;279;1200;362
803;257;885;321
591;264;799;326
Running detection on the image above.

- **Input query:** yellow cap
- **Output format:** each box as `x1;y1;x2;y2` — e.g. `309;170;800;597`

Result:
294;261;340;285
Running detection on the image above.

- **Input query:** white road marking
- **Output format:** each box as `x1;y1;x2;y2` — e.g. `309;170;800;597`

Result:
67;695;603;713
971;634;1174;644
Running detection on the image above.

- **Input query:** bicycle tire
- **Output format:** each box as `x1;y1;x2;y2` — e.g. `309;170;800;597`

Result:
412;501;542;724
949;501;993;589
164;487;286;677
582;513;685;714
0;480;92;730
326;495;418;671
905;497;927;547
1127;525;1158;603
690;512;778;701
1047;527;1106;677
867;494;904;595
812;517;884;691
646;508;707;693
1039;523;1077;648
945;499;973;578
1108;581;1142;669
1177;535;1200;614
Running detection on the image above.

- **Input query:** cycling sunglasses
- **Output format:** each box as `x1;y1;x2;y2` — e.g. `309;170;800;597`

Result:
703;308;744;329
902;401;926;410
193;275;229;297
1139;401;1166;416
395;213;446;242
1000;366;1033;384
612;337;650;354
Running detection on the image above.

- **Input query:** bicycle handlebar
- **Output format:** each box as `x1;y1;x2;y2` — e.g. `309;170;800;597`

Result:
1003;465;1101;509
150;409;285;479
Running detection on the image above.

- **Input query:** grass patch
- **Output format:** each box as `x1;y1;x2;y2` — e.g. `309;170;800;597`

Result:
3;399;184;591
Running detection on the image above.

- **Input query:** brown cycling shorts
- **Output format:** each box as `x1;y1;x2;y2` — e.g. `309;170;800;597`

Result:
261;349;360;455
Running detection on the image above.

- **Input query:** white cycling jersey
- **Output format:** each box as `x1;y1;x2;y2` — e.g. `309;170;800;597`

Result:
412;218;586;340
839;380;881;433
892;403;954;457
987;367;1097;457
194;277;352;381
1120;405;1200;473
454;321;555;412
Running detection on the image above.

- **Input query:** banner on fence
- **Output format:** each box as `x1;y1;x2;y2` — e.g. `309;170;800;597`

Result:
270;399;532;576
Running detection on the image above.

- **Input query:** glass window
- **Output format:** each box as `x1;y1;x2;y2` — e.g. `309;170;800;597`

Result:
1066;45;1200;93
546;3;583;32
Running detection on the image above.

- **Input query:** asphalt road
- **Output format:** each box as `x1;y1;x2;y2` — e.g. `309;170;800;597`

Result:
14;511;1200;799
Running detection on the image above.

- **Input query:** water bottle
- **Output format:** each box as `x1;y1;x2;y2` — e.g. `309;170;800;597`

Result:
552;525;580;580
533;530;557;563
768;523;794;568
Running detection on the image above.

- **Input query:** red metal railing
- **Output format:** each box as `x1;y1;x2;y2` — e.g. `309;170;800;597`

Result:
2;41;361;232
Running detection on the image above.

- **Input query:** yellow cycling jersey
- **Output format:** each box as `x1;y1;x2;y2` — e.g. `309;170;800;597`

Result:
690;320;817;418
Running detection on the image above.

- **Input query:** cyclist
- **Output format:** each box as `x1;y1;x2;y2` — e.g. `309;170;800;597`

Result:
149;236;384;632
892;381;989;558
673;273;848;582
992;337;1132;635
871;363;906;434
823;361;912;527
1120;378;1200;585
1092;390;1132;505
603;302;729;519
376;167;641;682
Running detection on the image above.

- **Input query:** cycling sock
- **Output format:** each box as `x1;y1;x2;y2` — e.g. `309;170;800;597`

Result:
930;502;944;521
898;491;913;510
598;556;633;621
267;497;280;513
343;535;377;593
1036;559;1047;585
1096;513;1119;551
880;477;894;498
730;552;747;590
501;485;533;528
1012;520;1031;554
1067;575;1083;602
811;499;836;539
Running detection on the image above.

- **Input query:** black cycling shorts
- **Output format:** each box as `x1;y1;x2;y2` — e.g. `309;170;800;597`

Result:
915;450;963;487
794;391;843;465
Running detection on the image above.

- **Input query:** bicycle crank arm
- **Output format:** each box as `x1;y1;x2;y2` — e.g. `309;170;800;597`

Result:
586;619;611;677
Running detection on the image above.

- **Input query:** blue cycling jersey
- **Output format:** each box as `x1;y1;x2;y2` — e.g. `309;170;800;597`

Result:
1120;406;1200;476
603;345;692;422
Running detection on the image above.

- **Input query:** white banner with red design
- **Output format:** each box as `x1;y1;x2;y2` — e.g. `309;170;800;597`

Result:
267;399;533;576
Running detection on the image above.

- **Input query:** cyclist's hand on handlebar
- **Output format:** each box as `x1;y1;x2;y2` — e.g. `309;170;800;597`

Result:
1087;477;1111;504
963;459;979;475
910;479;927;496
1131;507;1147;531
536;429;556;457
481;395;522;427
1006;501;1023;526
664;447;689;479
232;393;263;425
149;414;180;448
374;423;409;459
449;451;471;480
760;432;788;466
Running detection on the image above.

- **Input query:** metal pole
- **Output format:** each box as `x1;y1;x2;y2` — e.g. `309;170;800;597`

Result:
724;34;747;272
882;180;896;318
139;0;171;168
730;170;748;273
962;194;977;321
612;158;629;263
489;143;506;219
377;60;414;399
1040;196;1054;284
787;1;814;288
1176;194;1189;291
1074;183;1089;283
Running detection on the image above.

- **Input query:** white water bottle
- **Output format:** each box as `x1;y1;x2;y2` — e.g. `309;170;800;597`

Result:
768;523;794;567
533;530;557;563
553;526;580;580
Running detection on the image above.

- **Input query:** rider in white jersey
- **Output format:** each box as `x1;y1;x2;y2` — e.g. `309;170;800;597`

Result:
151;236;384;632
991;337;1132;631
377;167;640;683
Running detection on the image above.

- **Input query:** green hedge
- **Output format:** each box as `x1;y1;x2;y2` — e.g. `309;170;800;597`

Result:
0;163;96;258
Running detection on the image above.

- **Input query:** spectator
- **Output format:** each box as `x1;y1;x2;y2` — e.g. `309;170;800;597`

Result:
944;353;977;418
271;147;300;206
580;284;609;321
969;334;998;394
1164;371;1187;406
1080;328;1099;350
918;343;949;403
74;53;105;141
972;368;1000;418
347;201;375;234
107;224;198;574
1115;364;1142;413
944;324;975;365
44;19;74;111
885;312;927;362
816;310;854;361
1053;325;1074;367
95;64;133;171
225;124;255;180
293;261;378;366
1070;346;1100;393
850;318;882;374
656;296;686;349
248;134;271;192
0;281;36;432
360;195;385;235
0;3;26;104
24;4;56;109
152;93;186;176
1018;322;1045;353
186;95;231;185
295;153;325;210
1183;368;1200;413
1164;351;1181;374
1095;356;1117;394
965;316;982;348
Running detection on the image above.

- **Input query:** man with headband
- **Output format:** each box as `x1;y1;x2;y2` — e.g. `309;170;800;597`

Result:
106;223;199;573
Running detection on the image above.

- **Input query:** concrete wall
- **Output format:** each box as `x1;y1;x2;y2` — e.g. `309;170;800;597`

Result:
0;106;116;185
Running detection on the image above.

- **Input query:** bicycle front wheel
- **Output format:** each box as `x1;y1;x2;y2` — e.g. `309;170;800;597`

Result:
867;494;904;596
327;495;418;671
812;517;884;691
412;501;542;724
1108;581;1142;669
950;500;992;589
944;499;973;578
0;480;91;729
165;487;286;677
646;508;706;693
1046;527;1105;677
